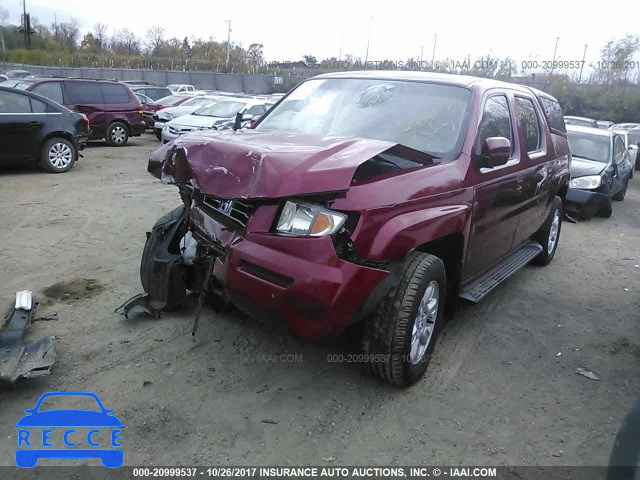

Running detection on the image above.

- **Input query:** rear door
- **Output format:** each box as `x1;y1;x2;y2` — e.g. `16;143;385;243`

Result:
512;94;553;245
63;81;106;137
0;89;42;161
101;83;133;113
464;93;522;278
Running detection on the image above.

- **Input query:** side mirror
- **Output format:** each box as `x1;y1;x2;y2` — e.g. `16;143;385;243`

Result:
629;144;638;151
480;137;511;168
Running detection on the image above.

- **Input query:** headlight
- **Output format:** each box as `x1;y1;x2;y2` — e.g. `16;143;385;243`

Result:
276;201;347;237
570;175;602;189
159;113;173;120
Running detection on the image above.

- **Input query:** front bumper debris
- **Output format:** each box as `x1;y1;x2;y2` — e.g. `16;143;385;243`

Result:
565;188;610;218
1;290;56;385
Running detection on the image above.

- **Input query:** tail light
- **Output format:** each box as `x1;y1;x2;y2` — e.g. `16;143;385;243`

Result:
81;114;90;128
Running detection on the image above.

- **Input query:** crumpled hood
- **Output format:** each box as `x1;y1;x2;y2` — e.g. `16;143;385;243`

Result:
570;157;607;177
148;129;398;199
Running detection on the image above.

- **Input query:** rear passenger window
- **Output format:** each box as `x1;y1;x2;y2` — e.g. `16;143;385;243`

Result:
539;96;566;134
102;84;131;103
0;90;31;113
515;97;541;153
477;95;514;156
66;82;102;104
31;82;64;104
30;98;48;113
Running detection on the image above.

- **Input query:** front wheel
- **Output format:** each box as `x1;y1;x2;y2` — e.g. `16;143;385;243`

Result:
612;179;628;201
106;121;129;146
40;137;77;173
361;252;446;387
532;196;563;266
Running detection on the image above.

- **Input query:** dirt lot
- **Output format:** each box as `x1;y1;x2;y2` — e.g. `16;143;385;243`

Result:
0;134;638;467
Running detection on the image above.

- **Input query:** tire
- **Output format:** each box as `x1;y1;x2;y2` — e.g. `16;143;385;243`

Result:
40;137;77;173
607;400;640;480
154;129;162;141
106;121;129;146
361;252;446;387
532;196;563;266
612;180;628;201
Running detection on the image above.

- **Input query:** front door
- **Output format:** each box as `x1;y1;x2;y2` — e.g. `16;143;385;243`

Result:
464;93;522;280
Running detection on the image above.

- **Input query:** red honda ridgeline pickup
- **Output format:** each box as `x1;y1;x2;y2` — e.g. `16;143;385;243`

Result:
119;71;570;387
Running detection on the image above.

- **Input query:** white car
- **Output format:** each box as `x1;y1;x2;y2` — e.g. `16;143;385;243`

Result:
161;98;271;143
167;84;196;93
152;95;225;139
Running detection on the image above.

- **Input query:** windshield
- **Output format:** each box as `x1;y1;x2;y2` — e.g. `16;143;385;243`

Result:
157;95;186;105
14;80;35;90
194;100;246;118
568;132;611;163
256;78;472;159
182;97;215;107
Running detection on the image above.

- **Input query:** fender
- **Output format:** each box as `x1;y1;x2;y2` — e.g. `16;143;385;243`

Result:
367;204;471;260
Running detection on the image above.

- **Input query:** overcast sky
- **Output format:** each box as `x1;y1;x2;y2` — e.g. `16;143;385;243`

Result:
3;0;639;70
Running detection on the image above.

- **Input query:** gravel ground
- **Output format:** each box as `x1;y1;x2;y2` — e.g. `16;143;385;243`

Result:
0;134;638;467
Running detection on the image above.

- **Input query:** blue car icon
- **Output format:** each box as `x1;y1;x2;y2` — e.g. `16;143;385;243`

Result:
16;391;123;468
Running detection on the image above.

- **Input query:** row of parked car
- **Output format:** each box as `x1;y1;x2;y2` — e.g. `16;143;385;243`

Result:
0;72;283;172
563;116;639;219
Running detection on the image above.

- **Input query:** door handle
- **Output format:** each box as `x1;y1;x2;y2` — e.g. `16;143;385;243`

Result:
29;121;40;127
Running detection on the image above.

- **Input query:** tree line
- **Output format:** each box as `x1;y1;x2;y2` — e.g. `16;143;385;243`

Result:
1;8;639;121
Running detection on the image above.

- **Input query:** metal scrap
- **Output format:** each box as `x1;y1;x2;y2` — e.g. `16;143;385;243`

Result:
1;291;56;385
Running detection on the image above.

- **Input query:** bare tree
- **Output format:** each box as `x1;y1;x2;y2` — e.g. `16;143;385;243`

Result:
93;23;108;50
51;18;80;49
145;25;165;54
111;28;141;55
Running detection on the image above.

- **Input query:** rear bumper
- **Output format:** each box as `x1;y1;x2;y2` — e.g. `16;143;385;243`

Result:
190;207;389;339
565;188;610;218
130;120;146;137
74;134;88;150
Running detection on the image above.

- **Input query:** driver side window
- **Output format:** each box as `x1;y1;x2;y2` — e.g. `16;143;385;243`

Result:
476;95;514;157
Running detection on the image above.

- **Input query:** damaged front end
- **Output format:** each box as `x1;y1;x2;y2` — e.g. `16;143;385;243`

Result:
117;130;431;338
1;291;56;385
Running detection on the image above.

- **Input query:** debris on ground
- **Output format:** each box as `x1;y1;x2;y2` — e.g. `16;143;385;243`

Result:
34;312;58;322
576;367;599;381
0;290;56;385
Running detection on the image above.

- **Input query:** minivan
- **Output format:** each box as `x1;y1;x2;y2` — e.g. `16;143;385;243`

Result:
14;78;145;146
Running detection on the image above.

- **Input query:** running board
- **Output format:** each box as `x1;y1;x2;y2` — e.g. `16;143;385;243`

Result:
459;241;543;304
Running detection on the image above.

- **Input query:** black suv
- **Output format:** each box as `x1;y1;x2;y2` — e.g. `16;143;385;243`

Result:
0;86;89;173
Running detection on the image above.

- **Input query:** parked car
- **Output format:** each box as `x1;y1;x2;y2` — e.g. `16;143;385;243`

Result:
611;122;640;131
167;84;196;93
121;80;151;85
0;73;9;82
152;95;220;139
138;94;193;130
119;71;571;387
0;86;89;173
613;129;639;173
5;69;31;79
564;115;598;128
566;125;633;218
0;79;24;88
129;85;172;101
161;98;271;143
597;120;614;129
13;78;145;146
